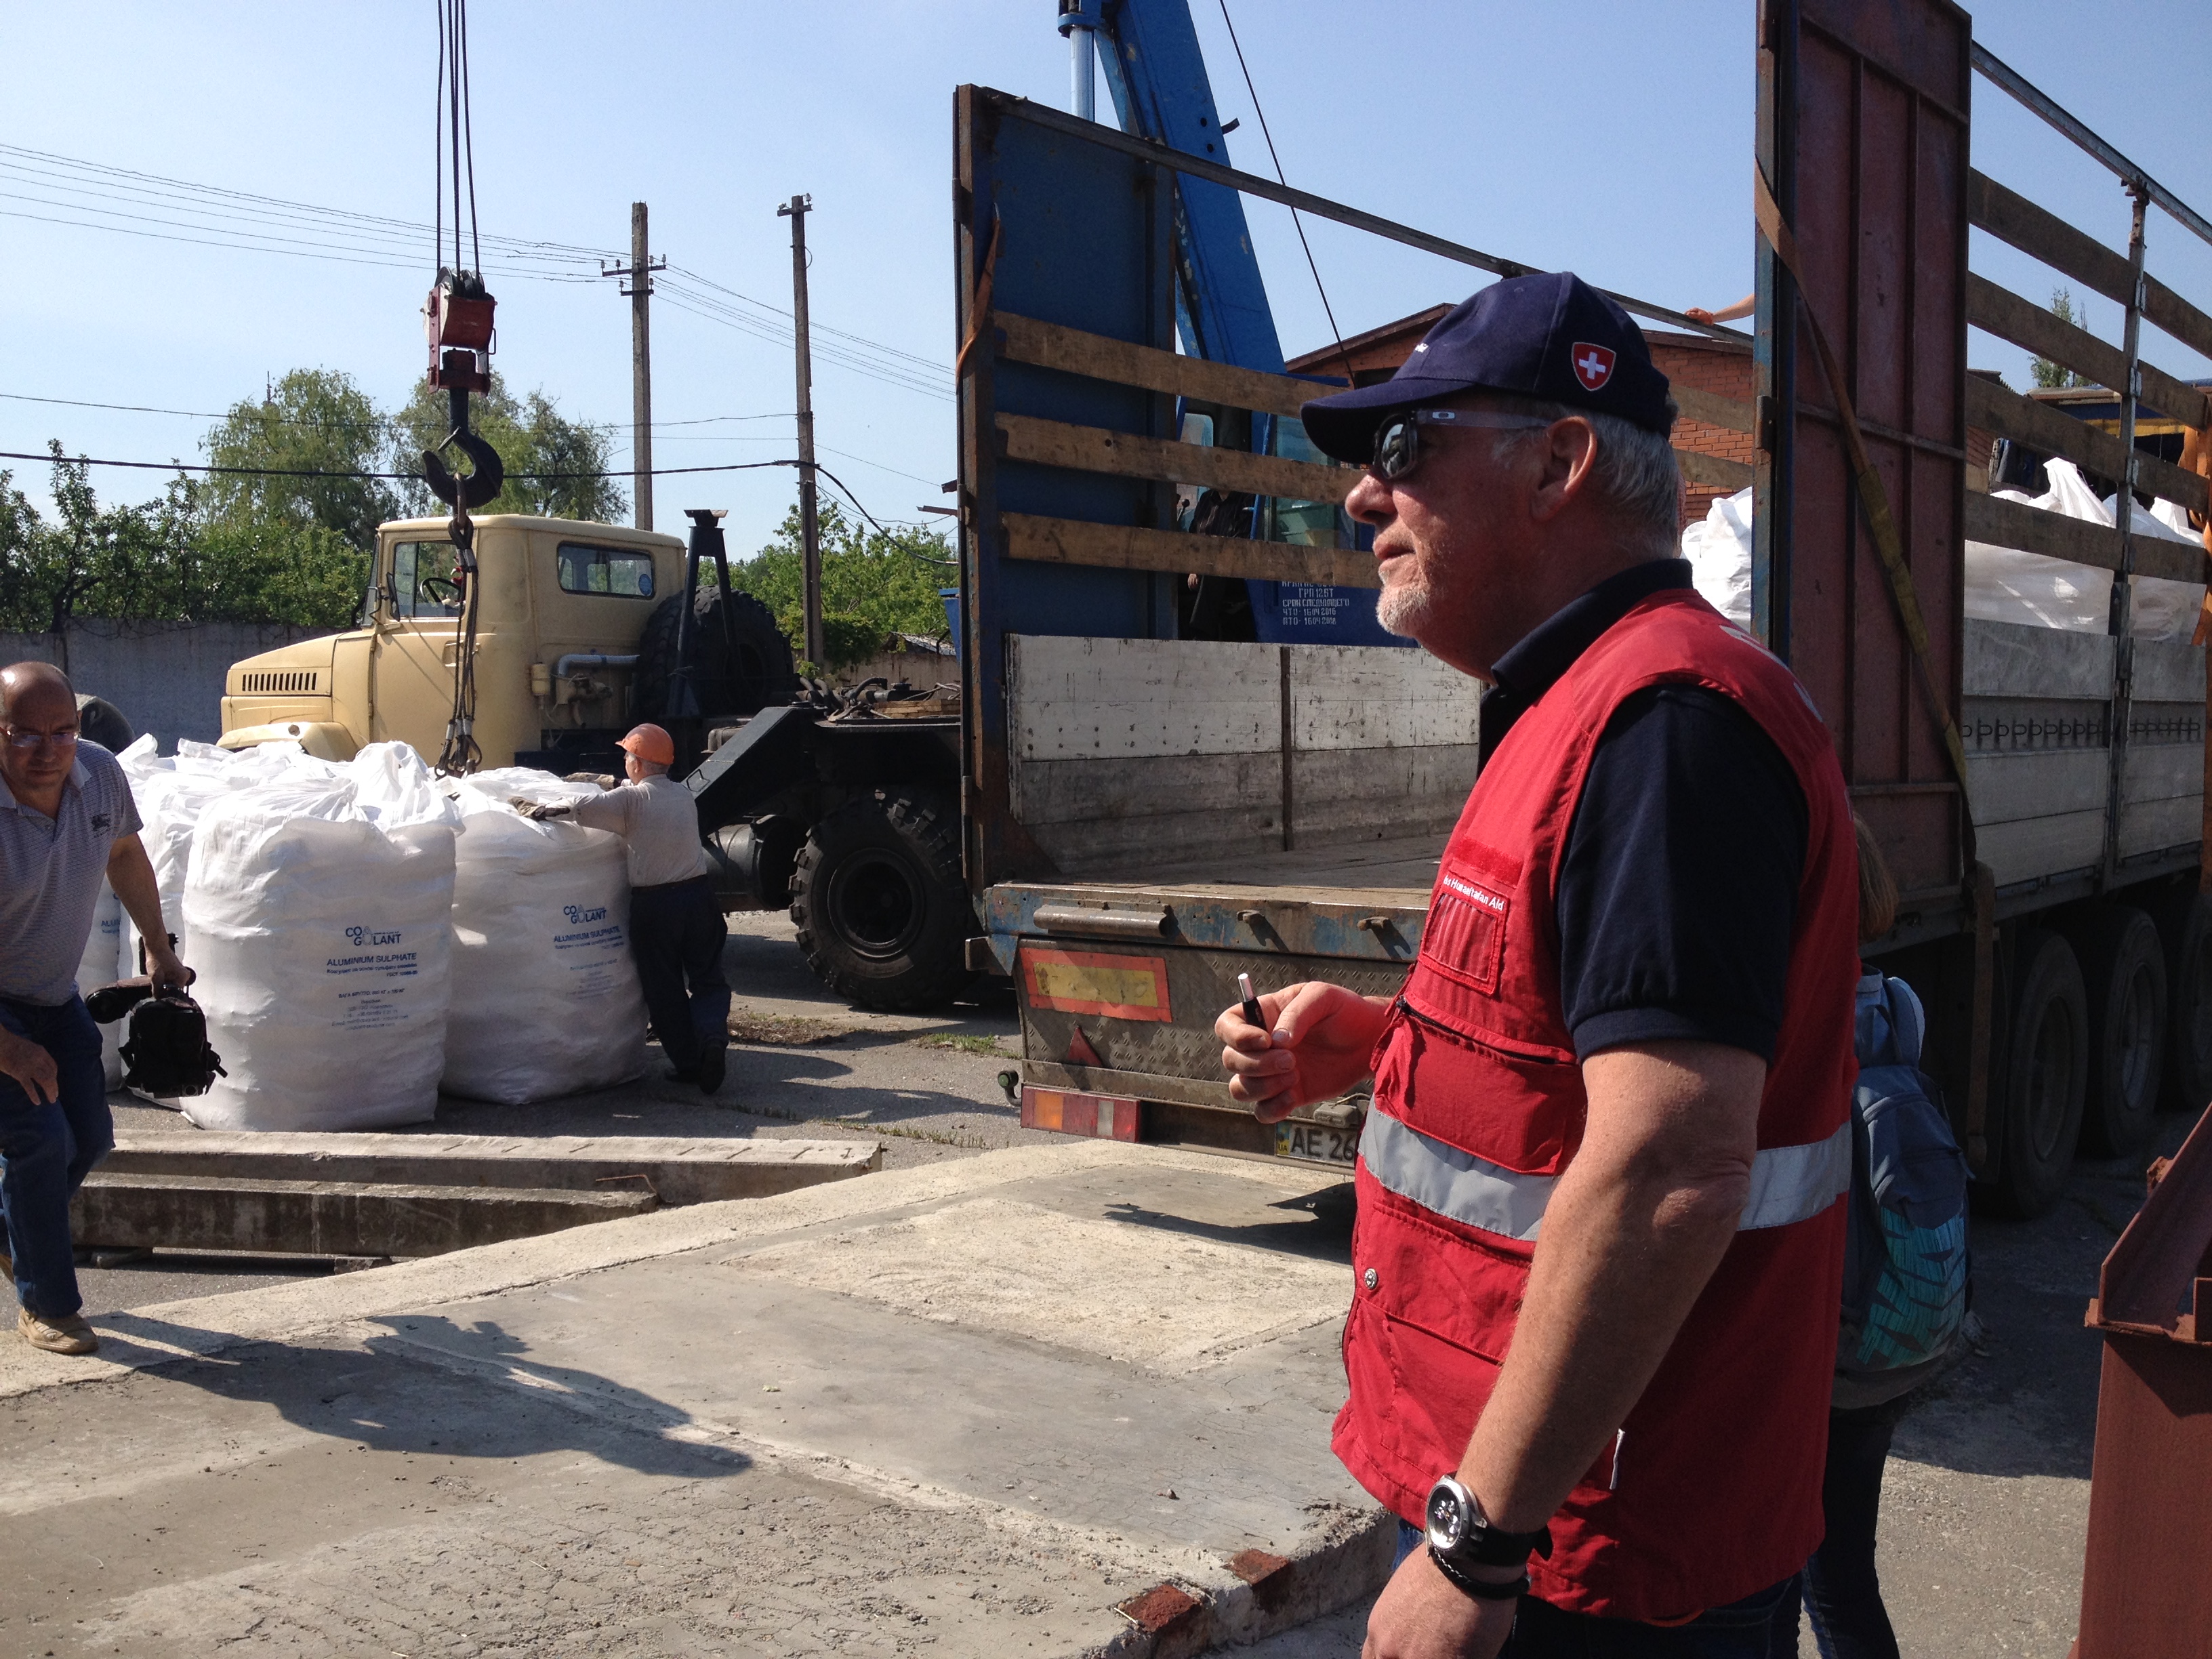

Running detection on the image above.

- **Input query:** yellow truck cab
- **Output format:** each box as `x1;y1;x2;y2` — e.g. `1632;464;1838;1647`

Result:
221;515;682;767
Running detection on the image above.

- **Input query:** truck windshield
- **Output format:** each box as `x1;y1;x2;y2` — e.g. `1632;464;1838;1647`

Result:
390;541;464;619
1264;417;1349;548
557;542;657;598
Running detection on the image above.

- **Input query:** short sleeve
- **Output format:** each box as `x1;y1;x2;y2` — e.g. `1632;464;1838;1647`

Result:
1556;685;1809;1062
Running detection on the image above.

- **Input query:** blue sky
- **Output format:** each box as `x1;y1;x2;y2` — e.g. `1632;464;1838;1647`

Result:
5;1;2210;554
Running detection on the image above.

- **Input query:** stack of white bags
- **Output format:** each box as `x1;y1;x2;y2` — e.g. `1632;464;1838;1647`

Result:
90;738;647;1130
1681;459;2205;637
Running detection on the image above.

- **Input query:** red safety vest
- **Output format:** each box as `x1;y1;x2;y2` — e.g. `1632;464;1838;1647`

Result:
1334;587;1859;1622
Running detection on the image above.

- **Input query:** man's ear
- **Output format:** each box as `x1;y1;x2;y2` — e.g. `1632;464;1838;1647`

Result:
1527;417;1599;523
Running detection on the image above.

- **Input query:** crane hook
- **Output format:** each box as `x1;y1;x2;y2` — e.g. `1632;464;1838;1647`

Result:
422;388;506;510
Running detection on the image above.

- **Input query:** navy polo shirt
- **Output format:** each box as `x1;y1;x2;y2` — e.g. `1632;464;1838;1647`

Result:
1477;559;1809;1063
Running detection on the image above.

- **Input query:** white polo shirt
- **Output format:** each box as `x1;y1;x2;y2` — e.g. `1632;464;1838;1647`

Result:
0;741;142;1006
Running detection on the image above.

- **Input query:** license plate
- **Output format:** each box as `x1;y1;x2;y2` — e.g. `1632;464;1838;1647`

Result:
1274;1122;1360;1168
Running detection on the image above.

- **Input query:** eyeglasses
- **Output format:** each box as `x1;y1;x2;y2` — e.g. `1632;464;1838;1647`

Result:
1;725;79;752
1370;407;1554;483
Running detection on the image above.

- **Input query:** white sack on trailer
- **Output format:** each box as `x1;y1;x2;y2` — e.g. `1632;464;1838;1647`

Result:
439;771;649;1105
1677;463;2207;639
181;771;457;1130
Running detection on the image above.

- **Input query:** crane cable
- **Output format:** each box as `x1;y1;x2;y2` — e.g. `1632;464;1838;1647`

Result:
430;0;487;776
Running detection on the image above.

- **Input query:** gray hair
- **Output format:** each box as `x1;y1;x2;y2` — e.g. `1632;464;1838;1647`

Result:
1479;394;1683;550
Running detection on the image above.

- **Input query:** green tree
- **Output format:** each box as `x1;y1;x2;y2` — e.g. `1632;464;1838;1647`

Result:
2031;288;2093;389
0;447;367;634
736;498;956;670
203;368;398;552
391;372;626;524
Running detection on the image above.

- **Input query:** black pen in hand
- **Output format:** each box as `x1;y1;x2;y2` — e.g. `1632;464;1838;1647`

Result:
1238;972;1267;1035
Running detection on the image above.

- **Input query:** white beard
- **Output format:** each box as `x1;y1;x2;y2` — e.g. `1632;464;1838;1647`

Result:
1374;568;1433;639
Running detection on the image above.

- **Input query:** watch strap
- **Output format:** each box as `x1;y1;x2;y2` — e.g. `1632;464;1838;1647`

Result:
1463;1517;1553;1568
1427;1544;1528;1603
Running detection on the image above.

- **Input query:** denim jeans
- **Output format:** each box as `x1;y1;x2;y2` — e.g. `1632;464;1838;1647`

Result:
1395;1521;1801;1658
1769;1401;1908;1658
0;995;112;1321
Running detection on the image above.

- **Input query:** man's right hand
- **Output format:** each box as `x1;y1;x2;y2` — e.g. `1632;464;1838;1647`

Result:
1216;981;1390;1123
0;1029;58;1107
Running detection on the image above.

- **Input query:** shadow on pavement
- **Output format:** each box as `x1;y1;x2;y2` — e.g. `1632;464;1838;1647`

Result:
84;1310;748;1480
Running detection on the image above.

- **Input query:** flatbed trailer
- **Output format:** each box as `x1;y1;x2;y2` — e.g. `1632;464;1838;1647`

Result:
955;0;2212;1218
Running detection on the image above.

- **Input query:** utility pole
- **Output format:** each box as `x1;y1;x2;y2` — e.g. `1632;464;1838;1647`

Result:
600;202;665;531
778;192;823;666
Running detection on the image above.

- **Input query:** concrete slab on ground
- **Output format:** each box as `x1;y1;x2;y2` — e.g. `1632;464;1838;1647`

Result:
3;1140;1389;1658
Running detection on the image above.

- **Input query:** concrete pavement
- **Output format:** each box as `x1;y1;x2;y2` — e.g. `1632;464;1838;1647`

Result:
3;1140;1391;1657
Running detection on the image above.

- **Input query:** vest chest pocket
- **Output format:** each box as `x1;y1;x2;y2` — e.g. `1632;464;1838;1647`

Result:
1420;868;1510;997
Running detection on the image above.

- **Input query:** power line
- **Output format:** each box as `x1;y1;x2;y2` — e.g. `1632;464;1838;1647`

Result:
1216;0;1352;382
0;390;796;433
0;447;805;482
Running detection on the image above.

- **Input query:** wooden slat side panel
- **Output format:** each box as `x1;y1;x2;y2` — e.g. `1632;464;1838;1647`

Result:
1673;385;1755;432
1013;755;1284;869
1966;275;2212;432
1677;450;1755;491
1965;492;2121;575
1969;169;2136;308
1967;377;2212;516
996;312;1322;421
1002;512;1378;588
996;412;1355;504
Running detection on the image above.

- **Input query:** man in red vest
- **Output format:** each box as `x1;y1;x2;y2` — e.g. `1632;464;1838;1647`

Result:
1219;274;1860;1657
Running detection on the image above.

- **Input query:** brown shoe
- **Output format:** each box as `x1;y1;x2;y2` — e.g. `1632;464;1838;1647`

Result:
18;1307;98;1356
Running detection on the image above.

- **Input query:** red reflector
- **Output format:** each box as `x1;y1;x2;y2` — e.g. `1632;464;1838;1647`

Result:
1021;1084;1138;1142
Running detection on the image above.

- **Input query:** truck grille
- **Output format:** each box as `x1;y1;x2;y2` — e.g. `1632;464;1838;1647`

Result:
237;670;321;695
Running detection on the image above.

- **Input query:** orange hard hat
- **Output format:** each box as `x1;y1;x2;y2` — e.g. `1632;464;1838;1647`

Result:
618;723;676;766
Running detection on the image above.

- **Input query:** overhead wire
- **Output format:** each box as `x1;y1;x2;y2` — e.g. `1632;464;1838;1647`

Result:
1216;0;1352;382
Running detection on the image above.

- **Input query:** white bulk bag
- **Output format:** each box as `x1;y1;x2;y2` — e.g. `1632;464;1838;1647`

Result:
440;781;648;1104
77;884;126;1088
182;773;457;1130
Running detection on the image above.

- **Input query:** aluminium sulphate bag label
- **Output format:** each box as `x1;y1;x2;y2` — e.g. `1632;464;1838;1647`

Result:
439;778;648;1105
182;774;457;1130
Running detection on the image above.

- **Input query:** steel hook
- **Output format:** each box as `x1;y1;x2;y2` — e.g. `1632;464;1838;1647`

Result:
421;390;506;509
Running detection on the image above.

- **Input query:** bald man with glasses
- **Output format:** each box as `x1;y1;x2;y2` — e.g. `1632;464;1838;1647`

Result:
0;661;189;1356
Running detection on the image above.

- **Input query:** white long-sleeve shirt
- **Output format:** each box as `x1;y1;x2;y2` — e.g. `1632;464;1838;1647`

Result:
571;775;713;888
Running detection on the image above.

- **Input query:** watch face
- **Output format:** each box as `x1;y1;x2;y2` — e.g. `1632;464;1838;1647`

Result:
1426;1483;1468;1551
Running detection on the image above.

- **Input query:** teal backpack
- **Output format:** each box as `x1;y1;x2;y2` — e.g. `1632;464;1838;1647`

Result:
1837;972;1971;1403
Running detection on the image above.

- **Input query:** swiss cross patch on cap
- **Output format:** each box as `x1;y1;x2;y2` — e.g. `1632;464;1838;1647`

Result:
1298;271;1675;463
1570;342;1616;391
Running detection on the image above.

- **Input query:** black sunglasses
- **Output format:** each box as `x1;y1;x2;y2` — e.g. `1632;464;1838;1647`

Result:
1370;407;1553;482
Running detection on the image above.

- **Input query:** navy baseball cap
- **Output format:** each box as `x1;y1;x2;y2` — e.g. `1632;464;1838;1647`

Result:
1299;272;1674;464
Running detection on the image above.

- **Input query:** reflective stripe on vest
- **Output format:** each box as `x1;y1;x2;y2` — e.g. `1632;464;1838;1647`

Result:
1360;1111;1851;1242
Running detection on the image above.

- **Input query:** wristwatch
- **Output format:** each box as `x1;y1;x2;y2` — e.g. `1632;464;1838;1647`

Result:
1423;1475;1553;1601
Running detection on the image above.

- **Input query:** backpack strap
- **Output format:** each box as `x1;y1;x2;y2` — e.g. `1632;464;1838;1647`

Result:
1881;975;1927;1070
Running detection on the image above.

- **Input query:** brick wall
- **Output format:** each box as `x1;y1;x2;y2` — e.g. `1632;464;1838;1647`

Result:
1648;333;1755;528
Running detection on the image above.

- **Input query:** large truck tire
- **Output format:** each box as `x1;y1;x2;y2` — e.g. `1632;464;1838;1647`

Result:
2064;904;2166;1158
632;586;798;724
790;790;976;1010
1984;928;2089;1218
2153;888;2212;1115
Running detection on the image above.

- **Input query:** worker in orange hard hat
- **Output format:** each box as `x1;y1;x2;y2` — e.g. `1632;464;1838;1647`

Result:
525;723;730;1094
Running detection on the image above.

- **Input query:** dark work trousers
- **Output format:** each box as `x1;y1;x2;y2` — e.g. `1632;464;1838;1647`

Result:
0;995;112;1321
1768;1400;1909;1658
1393;1523;1800;1657
628;877;731;1075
